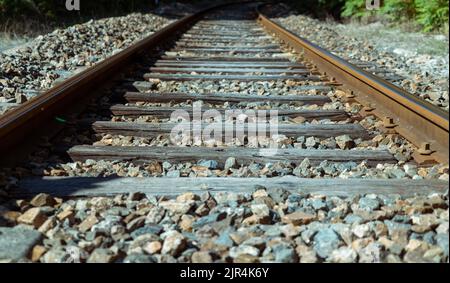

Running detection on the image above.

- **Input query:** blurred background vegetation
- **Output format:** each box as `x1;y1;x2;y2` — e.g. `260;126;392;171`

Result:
341;0;449;32
0;0;188;19
285;0;449;32
0;0;448;32
0;0;208;35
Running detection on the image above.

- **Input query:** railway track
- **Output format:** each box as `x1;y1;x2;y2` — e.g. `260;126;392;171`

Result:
0;2;448;199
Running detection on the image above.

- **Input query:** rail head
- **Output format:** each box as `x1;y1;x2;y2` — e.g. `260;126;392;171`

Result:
256;4;449;164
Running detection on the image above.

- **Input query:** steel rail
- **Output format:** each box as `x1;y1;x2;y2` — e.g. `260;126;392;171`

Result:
256;5;449;164
0;1;246;165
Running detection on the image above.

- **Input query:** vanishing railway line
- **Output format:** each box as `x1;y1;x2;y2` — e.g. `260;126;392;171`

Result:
0;2;448;198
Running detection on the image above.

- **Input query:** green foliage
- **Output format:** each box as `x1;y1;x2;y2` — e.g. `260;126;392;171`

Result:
2;0;449;32
380;0;416;20
415;0;449;31
340;0;449;31
341;0;367;18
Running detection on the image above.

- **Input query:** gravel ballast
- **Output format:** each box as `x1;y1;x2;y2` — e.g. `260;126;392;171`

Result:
0;4;448;264
0;13;173;114
0;189;448;263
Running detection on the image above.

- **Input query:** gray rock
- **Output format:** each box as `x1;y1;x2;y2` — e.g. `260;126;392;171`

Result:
242;237;266;251
162;161;172;170
0;227;43;262
328;246;357;263
377;194;399;206
358;242;382;263
299;158;311;170
229;230;252;245
251;204;270;218
335;135;354;149
386;168;407;179
87;248;116;263
130;225;164;239
248;164;261;174
436;233;449;257
197;160;218;169
159;200;194;215
330;223;353;245
91;215;122;235
281;224;302;238
161;230;186;257
215;232;235;247
313;228;341;259
123;253;157;263
192;212;227;229
286;203;299;213
166;170;181;178
305;137;318;148
229;245;260;258
126;216;145;232
287;194;304;203
30;193;55;207
422;231;436;245
272;243;298;263
180;248;197;259
388;242;405;255
309;199;327;210
224;157;237;171
267;187;290;203
42;247;69;263
403;164;418;177
263;225;284;237
384;220;411;235
155;254;178;263
436;222;449;235
191;251;213;263
293;159;311;177
85;230;100;242
106;206;131;217
352;223;371;238
146;206;166;224
300;228;317;244
358;197;380;211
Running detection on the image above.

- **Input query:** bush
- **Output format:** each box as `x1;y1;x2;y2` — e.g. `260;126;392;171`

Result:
2;0;449;32
381;0;417;21
341;0;449;31
341;0;367;18
415;0;449;31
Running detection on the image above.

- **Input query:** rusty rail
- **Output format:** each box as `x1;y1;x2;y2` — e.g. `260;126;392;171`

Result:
256;5;449;165
0;1;243;166
1;2;448;167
